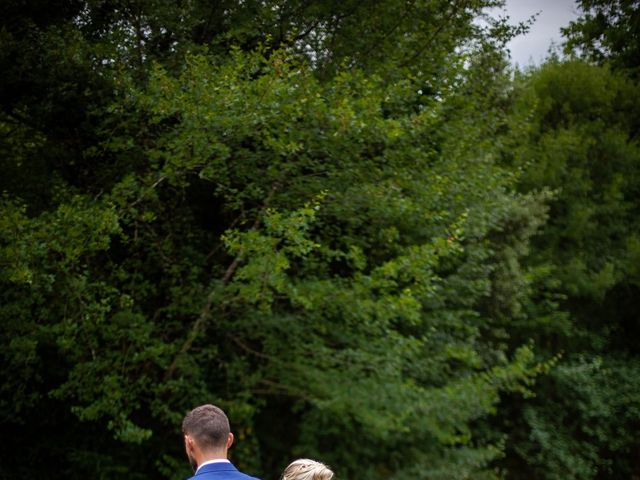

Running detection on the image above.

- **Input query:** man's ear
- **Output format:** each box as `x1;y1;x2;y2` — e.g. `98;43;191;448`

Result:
185;434;195;452
226;432;234;450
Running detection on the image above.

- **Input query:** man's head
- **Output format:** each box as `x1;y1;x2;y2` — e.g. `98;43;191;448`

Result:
182;404;234;470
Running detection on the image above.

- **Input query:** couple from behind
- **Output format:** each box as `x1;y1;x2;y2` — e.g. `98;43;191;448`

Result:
183;404;333;480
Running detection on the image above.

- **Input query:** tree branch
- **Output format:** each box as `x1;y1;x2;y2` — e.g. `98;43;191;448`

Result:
163;184;279;380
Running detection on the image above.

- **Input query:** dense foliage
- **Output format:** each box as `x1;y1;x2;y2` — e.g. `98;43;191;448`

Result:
496;59;640;480
563;0;640;76
1;1;638;479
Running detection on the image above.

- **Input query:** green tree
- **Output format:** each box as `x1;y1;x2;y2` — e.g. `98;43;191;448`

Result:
497;59;640;480
562;0;640;77
1;1;551;479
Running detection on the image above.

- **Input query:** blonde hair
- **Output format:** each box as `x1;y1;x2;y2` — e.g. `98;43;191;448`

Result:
282;459;334;480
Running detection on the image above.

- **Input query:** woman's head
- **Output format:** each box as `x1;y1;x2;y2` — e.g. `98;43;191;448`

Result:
282;459;334;480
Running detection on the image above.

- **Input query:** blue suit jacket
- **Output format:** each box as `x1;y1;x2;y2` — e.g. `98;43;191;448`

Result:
187;462;261;480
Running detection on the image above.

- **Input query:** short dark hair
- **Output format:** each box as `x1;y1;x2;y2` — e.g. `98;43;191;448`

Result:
182;404;231;450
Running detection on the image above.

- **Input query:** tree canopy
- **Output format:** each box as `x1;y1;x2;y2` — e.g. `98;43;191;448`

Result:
1;1;639;479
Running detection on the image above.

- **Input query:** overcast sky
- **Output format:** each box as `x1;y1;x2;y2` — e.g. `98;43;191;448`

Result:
494;0;582;66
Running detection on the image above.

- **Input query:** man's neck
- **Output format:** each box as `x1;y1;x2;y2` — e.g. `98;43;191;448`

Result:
200;449;227;461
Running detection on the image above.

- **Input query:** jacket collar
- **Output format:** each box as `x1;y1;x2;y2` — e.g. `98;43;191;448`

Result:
193;462;239;476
